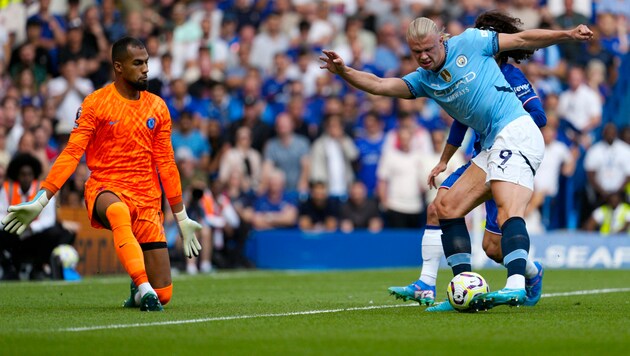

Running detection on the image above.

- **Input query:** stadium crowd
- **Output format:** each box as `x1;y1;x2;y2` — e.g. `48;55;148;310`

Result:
0;0;628;278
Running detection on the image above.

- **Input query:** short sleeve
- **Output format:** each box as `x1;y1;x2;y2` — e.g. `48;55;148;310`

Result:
464;28;499;57
401;71;426;98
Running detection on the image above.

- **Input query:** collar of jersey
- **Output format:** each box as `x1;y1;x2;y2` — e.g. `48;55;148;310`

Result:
433;40;449;73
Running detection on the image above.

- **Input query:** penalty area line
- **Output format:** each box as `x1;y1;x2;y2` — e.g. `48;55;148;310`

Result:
59;287;630;332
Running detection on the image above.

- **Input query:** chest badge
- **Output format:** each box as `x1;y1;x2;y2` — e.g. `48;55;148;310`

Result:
440;69;452;82
147;117;156;130
456;55;468;67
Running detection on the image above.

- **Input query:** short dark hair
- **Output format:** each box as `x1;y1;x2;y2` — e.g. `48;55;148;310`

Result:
474;11;534;63
111;37;145;64
7;153;42;181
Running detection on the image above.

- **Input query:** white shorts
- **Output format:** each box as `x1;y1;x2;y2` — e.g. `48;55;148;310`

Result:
472;115;544;191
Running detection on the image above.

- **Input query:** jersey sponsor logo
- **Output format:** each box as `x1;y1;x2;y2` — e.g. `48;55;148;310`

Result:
456;55;468;67
108;120;119;125
494;85;513;93
433;72;476;98
147;117;156;129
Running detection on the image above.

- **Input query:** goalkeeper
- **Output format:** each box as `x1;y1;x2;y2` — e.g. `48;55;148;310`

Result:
2;37;201;312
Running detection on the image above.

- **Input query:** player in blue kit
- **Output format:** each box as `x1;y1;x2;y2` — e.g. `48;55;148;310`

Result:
320;13;592;310
388;11;547;310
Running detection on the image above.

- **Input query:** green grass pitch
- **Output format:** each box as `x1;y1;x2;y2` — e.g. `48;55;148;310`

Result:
1;268;629;355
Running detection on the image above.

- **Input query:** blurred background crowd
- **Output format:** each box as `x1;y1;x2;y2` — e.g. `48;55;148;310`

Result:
0;0;628;278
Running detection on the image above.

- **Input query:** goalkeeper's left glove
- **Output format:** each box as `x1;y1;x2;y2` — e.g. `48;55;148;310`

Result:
174;207;202;258
2;190;49;235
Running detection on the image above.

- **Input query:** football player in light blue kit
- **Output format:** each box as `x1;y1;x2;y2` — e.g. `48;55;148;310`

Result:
388;11;547;310
320;15;592;310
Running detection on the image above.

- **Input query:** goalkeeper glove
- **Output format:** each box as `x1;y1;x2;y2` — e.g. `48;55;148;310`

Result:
2;190;49;235
174;208;202;258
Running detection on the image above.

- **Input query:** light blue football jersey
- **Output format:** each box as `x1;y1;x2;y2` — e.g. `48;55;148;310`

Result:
402;28;529;149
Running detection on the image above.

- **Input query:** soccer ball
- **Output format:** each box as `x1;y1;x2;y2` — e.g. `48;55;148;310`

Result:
447;272;489;311
52;244;80;269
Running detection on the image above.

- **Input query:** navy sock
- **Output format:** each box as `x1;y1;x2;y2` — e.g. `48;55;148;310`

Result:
501;217;530;277
439;218;471;276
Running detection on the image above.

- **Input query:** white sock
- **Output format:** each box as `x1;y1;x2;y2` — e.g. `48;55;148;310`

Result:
135;282;154;304
524;258;538;279
419;228;443;287
505;275;525;289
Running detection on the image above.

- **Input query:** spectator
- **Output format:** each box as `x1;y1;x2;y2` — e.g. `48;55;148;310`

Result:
205;119;229;178
9;18;51;83
207;178;249;269
148;53;175;99
584;191;630;234
46;58;93;139
198;18;229;74
557;66;602;146
2;96;24;157
14;67;44;109
249;12;290;74
262;112;310;196
28;0;68;66
383;110;433;156
0;126;10;169
528;123;577;231
310;114;358;202
584;122;630;205
101;0;126;43
298;181;339;232
248;169;298;230
171;111;210;171
261;52;294;120
340;181;383;233
0;153;74;280
377;125;426;229
219;126;262;194
165;79;198;122
183;181;217;275
227;96;273;153
207;82;239;127
354;111;385;196
9;43;48;87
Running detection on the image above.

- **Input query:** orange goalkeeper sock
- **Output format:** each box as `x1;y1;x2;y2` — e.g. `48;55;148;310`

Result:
106;202;148;287
154;284;173;305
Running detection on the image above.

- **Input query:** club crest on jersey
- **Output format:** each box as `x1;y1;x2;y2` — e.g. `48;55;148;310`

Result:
147;117;156;129
456;55;468;67
439;69;452;82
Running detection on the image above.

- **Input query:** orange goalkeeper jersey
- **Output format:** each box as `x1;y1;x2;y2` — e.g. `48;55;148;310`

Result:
42;83;183;207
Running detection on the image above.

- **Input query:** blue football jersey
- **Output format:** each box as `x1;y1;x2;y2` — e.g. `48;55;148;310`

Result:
402;28;529;149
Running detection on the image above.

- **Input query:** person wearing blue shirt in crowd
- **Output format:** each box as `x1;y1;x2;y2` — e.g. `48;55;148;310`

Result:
321;11;592;311
389;11;547;311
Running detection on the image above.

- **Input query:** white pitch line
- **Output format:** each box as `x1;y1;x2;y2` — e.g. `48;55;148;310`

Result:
58;287;630;333
61;304;415;332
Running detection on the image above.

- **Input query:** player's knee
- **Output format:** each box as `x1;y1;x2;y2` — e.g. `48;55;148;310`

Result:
105;202;131;229
426;202;439;224
435;198;455;219
155;284;173;305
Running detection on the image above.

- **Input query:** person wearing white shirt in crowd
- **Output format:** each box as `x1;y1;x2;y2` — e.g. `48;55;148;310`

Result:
377;125;426;228
46;58;93;137
527;122;577;232
249;12;290;75
584;122;630;203
310;114;358;201
557;66;602;145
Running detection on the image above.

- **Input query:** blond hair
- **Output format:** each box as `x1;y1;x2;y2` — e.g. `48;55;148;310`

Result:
406;17;450;42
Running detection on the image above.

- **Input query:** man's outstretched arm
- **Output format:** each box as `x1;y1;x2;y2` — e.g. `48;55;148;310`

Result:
319;50;413;98
498;24;593;52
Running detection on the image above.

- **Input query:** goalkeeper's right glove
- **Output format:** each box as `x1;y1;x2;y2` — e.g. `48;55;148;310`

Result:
2;190;49;235
174;208;202;258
